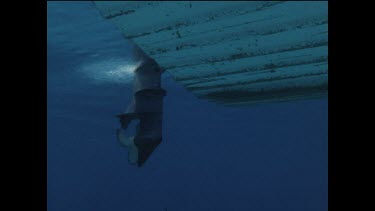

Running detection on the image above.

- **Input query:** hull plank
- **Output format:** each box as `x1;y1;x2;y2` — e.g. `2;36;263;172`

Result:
94;1;328;105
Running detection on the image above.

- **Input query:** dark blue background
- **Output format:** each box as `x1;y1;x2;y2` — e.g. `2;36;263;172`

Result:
47;2;327;211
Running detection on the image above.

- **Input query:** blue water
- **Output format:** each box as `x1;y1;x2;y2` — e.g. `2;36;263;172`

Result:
47;2;328;211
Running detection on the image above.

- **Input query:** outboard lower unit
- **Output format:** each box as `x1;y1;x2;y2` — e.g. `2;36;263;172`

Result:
116;57;166;167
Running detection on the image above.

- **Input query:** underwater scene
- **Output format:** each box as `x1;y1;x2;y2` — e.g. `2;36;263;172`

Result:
47;1;328;211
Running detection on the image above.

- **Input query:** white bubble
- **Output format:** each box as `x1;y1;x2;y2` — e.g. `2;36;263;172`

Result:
77;58;142;84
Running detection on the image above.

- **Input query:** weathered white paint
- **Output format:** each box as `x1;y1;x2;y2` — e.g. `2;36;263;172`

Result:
94;1;328;105
171;45;328;81
154;24;328;70
186;62;327;90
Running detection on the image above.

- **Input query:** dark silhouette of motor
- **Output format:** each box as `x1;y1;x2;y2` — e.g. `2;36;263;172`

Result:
116;52;166;167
